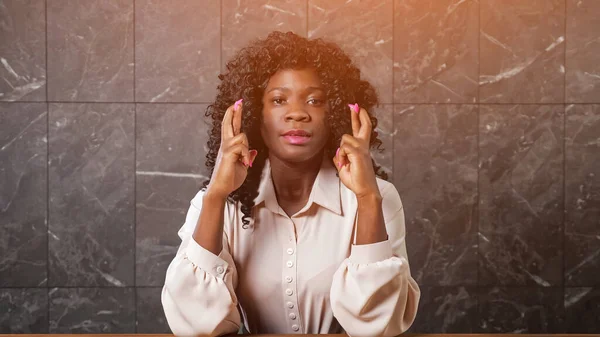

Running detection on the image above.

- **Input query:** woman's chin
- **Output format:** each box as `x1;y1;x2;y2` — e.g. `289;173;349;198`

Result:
277;147;324;163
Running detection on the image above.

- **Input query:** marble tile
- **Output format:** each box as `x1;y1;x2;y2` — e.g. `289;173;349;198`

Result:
136;175;203;286
47;0;134;102
48;103;134;287
135;103;208;285
0;288;48;333
222;0;306;69
479;105;564;286
309;0;393;103
478;287;564;333
566;0;600;103
135;0;219;103
393;104;478;286
136;103;211;175
564;287;600;333
49;287;135;333
370;105;393;181
479;0;565;103
0;0;46;101
0;103;47;287
407;286;478;333
565;104;600;286
393;0;479;103
136;287;169;333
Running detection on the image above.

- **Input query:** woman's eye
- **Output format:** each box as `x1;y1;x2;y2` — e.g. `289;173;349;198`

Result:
272;98;285;105
308;98;324;105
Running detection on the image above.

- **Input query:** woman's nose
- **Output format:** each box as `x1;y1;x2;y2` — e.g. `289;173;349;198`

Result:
284;106;310;122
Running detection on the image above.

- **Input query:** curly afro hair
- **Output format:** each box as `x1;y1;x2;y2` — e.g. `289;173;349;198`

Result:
202;31;388;228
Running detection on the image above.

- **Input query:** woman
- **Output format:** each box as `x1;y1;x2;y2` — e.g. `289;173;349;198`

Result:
161;31;420;337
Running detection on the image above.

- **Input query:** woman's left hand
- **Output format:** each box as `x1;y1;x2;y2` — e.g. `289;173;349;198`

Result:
333;104;381;200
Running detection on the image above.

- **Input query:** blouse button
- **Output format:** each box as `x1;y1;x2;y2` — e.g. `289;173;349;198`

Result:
287;248;294;255
285;276;293;283
286;261;294;268
287;302;294;309
292;324;299;331
216;266;224;274
289;313;297;320
285;289;293;296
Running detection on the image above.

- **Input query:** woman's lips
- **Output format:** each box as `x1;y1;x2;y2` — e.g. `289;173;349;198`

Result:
282;135;311;145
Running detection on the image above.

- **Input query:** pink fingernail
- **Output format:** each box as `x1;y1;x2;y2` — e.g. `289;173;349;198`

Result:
234;98;243;110
336;147;340;157
348;103;359;113
337;161;342;168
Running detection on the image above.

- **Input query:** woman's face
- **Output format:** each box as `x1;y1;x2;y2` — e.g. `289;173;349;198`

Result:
260;68;330;163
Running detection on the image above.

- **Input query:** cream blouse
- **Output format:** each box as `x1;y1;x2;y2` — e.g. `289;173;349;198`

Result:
161;156;421;337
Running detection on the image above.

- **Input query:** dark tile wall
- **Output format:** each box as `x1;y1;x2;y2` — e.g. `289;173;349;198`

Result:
0;0;598;334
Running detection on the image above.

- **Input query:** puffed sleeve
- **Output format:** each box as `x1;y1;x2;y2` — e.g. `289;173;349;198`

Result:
330;183;421;337
161;189;242;337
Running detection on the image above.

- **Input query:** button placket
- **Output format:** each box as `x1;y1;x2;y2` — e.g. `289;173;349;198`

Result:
282;218;301;333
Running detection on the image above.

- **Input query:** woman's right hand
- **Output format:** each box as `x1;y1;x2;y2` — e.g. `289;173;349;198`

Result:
206;99;258;199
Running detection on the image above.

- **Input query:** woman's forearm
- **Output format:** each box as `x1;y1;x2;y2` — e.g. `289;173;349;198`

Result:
355;193;388;245
192;190;227;255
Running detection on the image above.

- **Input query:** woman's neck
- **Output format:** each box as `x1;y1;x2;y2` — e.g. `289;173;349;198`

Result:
268;151;323;203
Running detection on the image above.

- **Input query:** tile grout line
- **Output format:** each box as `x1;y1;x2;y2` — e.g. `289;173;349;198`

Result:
562;0;567;321
45;0;50;331
133;0;137;332
476;0;481;331
391;0;395;180
9;100;595;106
3;100;213;104
0;285;164;289
220;0;223;74
0;284;573;289
562;105;567;322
